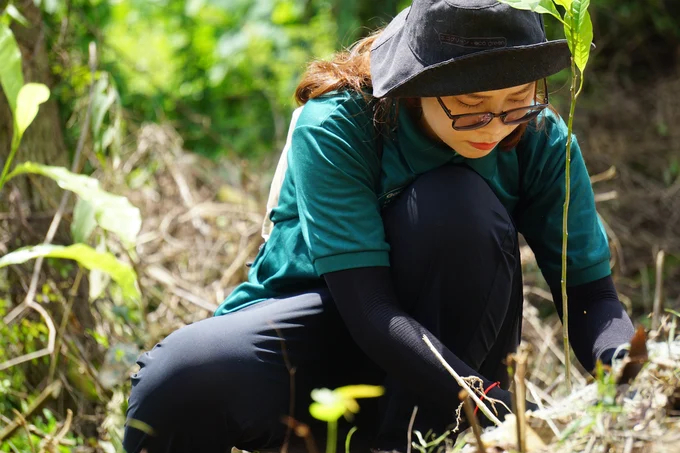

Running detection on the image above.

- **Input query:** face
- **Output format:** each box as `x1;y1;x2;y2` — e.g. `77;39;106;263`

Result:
419;82;537;159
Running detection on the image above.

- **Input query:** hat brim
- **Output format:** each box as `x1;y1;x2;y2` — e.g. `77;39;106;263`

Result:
370;8;593;98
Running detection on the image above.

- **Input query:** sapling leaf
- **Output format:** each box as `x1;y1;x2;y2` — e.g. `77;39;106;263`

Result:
309;385;384;422
497;0;563;22
335;384;385;400
309;400;346;422
571;5;593;73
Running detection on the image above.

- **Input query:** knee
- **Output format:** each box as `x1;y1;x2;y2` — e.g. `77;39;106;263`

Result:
126;322;234;423
383;165;515;250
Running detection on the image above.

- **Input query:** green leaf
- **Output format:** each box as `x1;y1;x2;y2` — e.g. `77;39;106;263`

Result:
72;197;97;244
91;75;117;138
7;162;141;248
553;0;572;9
497;0;563;21
89;235;111;300
309;401;345;422
311;388;340;405
335;385;384;400
665;308;680;318
310;388;346;421
0;23;23;114
0;244;139;301
15;83;50;137
569;0;593;73
6;5;30;27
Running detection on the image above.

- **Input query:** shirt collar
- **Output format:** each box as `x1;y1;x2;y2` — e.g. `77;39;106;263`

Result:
396;104;498;180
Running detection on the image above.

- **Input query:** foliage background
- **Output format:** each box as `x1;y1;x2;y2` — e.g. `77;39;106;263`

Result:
0;0;679;451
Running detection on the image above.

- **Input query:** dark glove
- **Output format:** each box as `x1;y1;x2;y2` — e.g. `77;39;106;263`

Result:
598;347;628;366
476;386;538;428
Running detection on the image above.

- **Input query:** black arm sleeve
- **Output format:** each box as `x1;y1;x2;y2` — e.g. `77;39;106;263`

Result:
323;266;522;425
550;275;635;372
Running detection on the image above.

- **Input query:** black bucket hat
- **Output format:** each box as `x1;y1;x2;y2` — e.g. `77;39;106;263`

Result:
370;0;589;98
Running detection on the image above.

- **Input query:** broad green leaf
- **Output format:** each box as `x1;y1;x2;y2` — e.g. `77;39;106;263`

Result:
553;0;572;9
497;0;562;21
89;235;111;300
7;162;141;248
72;197;98;243
0;244;139;301
0;23;23;114
15;83;50;137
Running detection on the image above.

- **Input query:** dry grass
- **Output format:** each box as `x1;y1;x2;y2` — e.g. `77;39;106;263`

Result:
455;318;680;453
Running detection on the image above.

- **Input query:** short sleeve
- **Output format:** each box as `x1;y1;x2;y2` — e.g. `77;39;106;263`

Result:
289;99;390;275
516;110;611;288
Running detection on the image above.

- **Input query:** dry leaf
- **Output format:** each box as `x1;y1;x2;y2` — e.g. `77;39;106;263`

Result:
616;326;649;385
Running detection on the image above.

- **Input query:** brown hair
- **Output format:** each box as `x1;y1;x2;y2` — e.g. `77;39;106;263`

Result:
294;28;551;151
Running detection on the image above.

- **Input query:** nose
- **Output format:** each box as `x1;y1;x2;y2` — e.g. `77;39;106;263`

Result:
479;116;507;135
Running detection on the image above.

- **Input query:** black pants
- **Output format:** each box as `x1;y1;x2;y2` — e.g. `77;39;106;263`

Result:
123;165;524;453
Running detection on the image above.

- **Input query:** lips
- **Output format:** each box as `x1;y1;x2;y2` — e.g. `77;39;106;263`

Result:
467;141;498;151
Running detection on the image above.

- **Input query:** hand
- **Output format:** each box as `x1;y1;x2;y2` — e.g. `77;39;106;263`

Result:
476;387;537;428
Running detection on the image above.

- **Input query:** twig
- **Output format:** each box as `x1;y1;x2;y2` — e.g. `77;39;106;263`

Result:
0;381;62;441
594;190;618;203
406;406;417;453
523;312;587;387
219;236;262;287
159;151;211;235
3;42;98;326
48;268;83;381
652;250;666;332
622;436;634;453
459;390;485;453
422;335;501;426
0;300;56;371
523;286;553;302
145;265;217;312
583;435;597;453
510;350;528;453
280;416;319;453
12;409;36;453
640;265;651;312
42;408;73;451
590;166;617;184
597;214;626;274
525;381;561;438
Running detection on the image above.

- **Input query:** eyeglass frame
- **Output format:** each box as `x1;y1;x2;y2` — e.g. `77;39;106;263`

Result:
435;78;549;131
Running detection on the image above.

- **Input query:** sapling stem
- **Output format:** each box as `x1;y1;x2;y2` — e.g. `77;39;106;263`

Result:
327;419;337;453
561;56;579;392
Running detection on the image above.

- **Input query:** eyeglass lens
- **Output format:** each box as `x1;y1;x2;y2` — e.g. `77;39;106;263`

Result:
454;105;545;131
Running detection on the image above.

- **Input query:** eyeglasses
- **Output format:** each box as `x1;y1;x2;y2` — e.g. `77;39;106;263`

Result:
436;79;549;131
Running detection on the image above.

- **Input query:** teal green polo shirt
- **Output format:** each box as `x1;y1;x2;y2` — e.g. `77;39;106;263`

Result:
214;90;611;316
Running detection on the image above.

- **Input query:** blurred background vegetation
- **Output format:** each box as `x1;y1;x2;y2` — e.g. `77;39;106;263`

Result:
0;0;679;451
